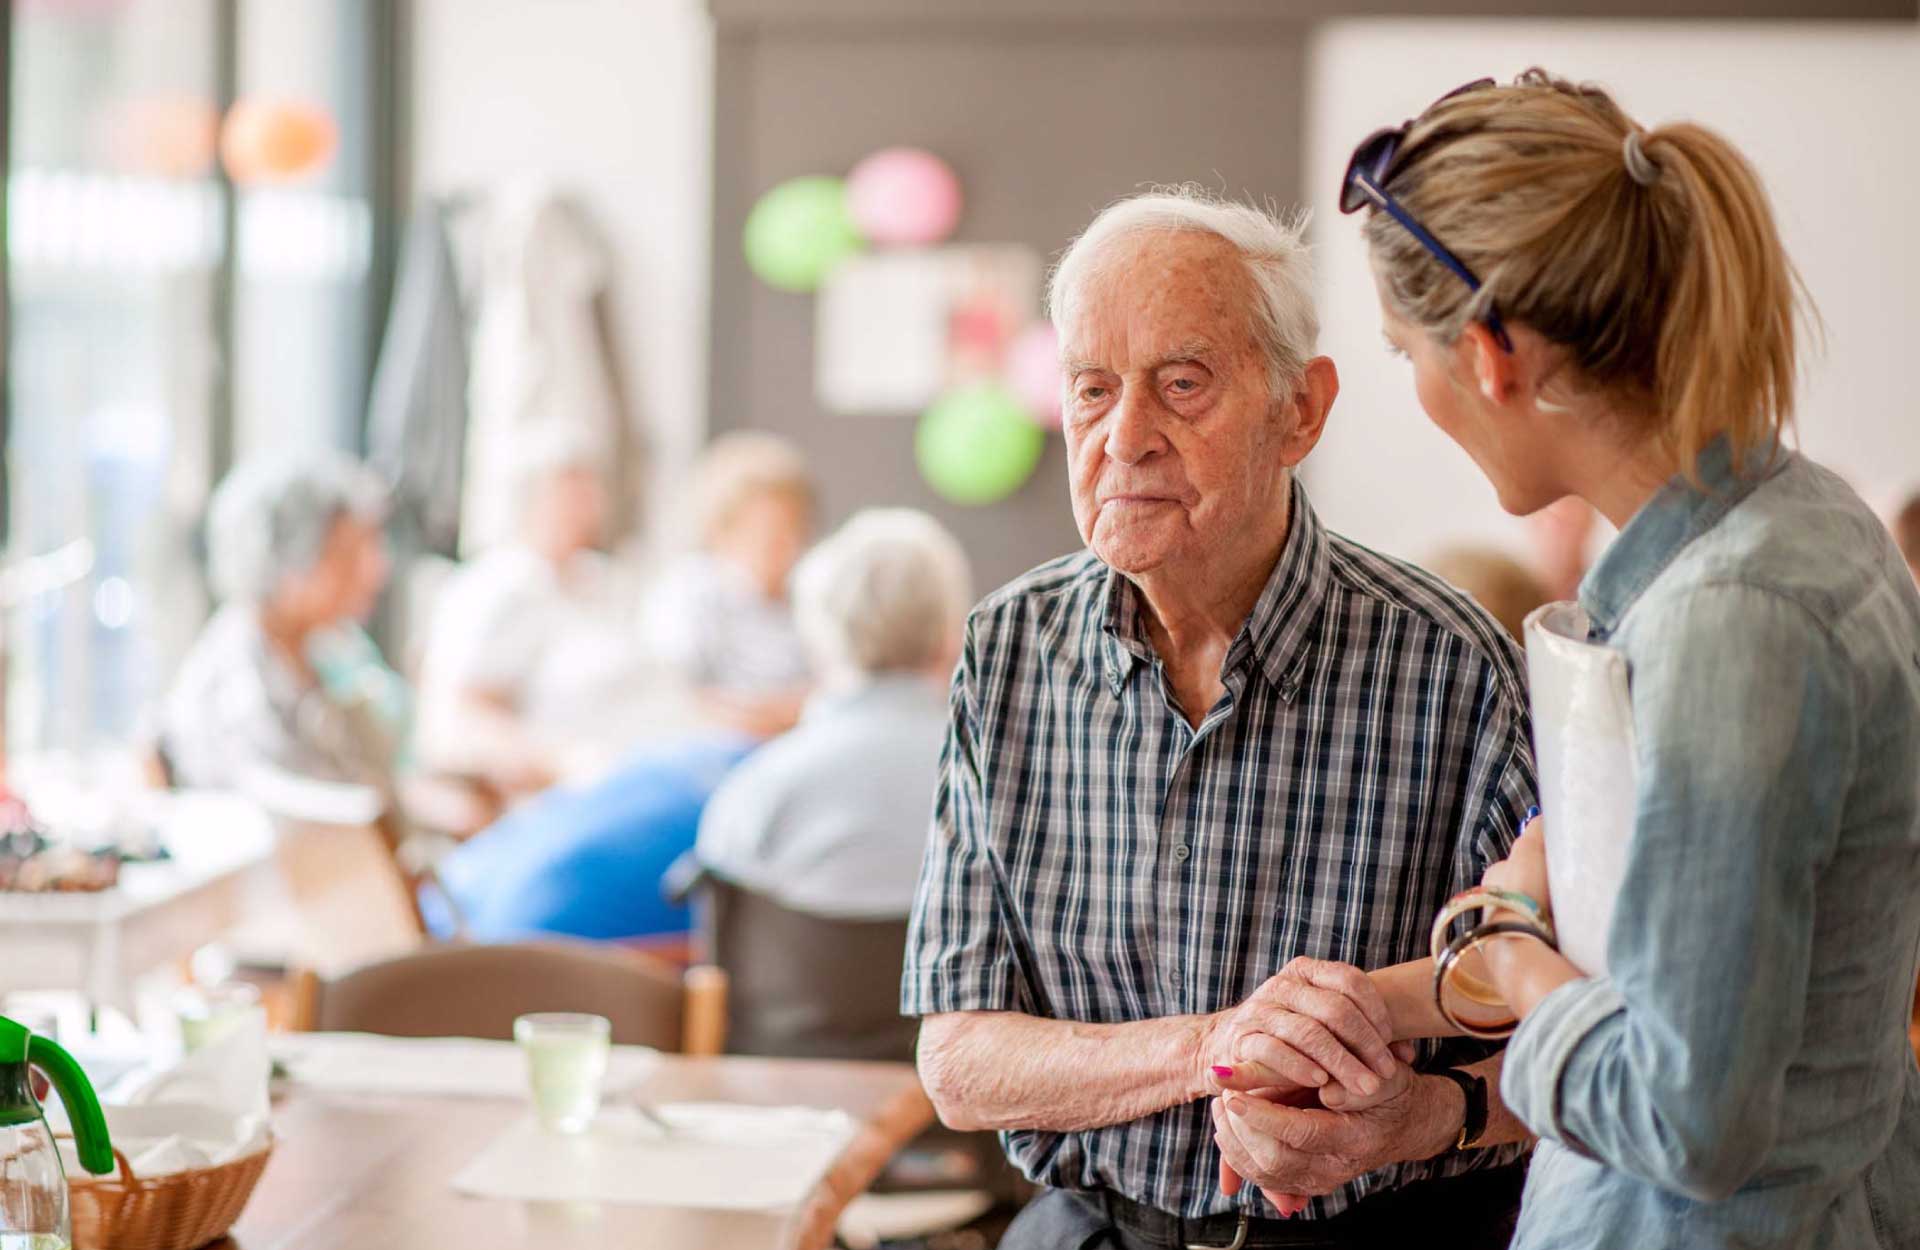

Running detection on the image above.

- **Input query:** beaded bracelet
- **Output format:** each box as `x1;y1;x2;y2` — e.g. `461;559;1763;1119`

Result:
1428;888;1554;1006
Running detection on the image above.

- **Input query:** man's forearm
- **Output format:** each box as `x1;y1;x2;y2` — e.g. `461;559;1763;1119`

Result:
1420;1051;1533;1152
917;1010;1218;1133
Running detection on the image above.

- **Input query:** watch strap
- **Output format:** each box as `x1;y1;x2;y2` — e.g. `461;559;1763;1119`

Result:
1432;1067;1488;1150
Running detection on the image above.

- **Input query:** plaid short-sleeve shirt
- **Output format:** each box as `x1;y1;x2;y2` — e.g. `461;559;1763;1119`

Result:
902;483;1538;1220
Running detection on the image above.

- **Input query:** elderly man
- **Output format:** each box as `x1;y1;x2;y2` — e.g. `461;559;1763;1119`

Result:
902;190;1539;1248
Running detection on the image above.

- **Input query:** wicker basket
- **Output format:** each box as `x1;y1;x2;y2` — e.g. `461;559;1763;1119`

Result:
64;1138;273;1250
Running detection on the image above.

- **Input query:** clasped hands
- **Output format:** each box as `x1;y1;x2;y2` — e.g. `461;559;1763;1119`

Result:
1199;957;1427;1216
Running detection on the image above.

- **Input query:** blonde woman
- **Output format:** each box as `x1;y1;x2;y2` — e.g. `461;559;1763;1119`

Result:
645;431;818;737
1210;71;1920;1249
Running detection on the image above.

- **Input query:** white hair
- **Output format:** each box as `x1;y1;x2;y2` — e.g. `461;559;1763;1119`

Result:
791;508;972;679
1046;186;1319;391
207;451;387;604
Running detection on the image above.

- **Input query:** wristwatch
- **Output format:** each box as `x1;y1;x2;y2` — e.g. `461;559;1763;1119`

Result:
1433;1068;1488;1150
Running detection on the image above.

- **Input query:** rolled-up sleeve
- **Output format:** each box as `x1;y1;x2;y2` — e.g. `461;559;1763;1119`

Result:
901;620;1020;1016
1501;584;1854;1201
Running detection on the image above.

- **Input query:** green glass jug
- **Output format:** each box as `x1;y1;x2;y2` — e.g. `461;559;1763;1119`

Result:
0;1016;113;1250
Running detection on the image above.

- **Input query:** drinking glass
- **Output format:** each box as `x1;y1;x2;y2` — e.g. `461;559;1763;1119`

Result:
514;1013;611;1134
174;982;264;1054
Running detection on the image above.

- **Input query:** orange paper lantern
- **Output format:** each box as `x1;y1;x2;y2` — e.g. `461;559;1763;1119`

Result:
220;98;338;185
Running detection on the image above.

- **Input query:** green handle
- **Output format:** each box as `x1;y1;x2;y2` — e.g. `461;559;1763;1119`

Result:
27;1035;114;1175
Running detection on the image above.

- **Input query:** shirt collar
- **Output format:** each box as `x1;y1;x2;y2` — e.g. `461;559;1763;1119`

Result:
1579;436;1787;637
1099;478;1330;700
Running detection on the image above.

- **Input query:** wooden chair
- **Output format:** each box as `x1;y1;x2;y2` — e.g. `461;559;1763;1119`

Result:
695;877;916;1062
692;878;1023;1214
264;815;433;973
288;940;728;1055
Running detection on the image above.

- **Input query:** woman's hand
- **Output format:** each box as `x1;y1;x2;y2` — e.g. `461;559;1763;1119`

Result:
1482;812;1549;908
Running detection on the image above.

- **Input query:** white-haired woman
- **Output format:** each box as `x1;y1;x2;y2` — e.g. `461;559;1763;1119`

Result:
644;431;817;739
159;453;398;803
693;508;971;917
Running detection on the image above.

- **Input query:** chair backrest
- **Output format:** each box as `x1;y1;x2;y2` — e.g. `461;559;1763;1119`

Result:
296;940;726;1053
698;878;916;1062
272;818;427;973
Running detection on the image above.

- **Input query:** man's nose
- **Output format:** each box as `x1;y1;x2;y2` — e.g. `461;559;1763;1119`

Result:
1104;388;1168;466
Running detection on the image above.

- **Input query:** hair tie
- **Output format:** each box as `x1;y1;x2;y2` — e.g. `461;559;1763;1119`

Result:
1622;130;1661;187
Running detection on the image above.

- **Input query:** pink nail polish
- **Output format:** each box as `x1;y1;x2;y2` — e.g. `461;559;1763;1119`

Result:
1211;1065;1234;1079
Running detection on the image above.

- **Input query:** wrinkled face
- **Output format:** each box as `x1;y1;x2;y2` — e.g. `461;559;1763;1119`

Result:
278;513;389;626
1059;232;1296;575
1375;275;1564;517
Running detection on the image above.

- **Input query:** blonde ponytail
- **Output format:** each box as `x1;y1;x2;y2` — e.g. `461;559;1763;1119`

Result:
1645;123;1803;479
1363;70;1814;482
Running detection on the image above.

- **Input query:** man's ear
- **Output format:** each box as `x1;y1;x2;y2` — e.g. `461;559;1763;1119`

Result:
1460;322;1516;406
1278;357;1338;467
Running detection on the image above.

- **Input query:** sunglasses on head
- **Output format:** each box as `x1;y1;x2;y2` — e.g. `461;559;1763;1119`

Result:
1340;77;1513;353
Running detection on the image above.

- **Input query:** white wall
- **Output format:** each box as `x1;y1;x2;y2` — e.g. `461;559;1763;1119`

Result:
1303;20;1920;565
409;0;713;546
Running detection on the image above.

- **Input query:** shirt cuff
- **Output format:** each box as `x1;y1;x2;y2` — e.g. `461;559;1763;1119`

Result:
899;970;1018;1018
1502;975;1626;1152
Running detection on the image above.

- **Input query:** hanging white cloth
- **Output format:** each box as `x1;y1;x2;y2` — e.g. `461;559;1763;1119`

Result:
460;185;628;556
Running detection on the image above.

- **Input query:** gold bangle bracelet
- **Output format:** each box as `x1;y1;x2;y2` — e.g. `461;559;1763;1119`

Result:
1433;917;1557;1040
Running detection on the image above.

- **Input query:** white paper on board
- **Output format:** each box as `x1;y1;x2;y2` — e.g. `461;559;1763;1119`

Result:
1523;601;1637;977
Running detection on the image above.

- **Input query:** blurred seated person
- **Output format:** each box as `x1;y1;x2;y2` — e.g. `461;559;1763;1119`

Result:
644;432;816;738
417;426;640;793
1895;491;1920;587
158;453;400;818
420;733;753;943
694;508;970;919
1424;546;1550;645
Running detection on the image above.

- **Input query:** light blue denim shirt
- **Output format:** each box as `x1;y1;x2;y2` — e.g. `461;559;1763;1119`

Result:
1504;440;1920;1250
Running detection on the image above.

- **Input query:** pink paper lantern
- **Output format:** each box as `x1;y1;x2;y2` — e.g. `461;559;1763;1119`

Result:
846;147;962;246
1005;322;1063;428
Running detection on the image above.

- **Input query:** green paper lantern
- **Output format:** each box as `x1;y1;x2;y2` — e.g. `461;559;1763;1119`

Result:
915;383;1047;507
742;175;864;293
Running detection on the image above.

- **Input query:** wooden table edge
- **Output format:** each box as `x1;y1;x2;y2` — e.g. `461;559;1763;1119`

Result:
784;1078;936;1250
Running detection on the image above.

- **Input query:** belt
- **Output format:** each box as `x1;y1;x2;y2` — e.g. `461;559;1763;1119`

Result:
1099;1192;1271;1249
1096;1161;1529;1249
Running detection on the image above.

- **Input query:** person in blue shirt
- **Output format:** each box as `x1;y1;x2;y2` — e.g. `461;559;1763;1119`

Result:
1209;69;1920;1250
423;734;752;941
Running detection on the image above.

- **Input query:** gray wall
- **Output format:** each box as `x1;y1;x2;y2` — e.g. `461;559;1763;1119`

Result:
708;16;1308;593
707;0;1912;593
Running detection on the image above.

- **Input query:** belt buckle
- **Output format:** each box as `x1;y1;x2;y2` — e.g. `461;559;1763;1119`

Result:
1185;1210;1249;1250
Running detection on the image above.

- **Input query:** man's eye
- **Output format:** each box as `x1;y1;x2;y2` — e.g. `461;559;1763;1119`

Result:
1079;386;1107;402
1168;378;1199;393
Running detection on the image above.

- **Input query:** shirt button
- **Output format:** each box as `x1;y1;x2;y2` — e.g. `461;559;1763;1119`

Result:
1172;843;1190;862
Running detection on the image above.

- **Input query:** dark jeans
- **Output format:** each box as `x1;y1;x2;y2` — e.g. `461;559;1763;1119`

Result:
999;1163;1527;1250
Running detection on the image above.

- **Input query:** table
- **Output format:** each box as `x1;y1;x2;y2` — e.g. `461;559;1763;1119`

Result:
0;790;278;1009
221;1054;935;1250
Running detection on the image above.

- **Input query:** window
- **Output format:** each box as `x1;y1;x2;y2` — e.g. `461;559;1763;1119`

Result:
2;0;391;757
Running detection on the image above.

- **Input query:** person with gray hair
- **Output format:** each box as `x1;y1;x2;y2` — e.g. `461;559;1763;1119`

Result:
902;187;1540;1247
693;507;970;918
159;451;399;805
